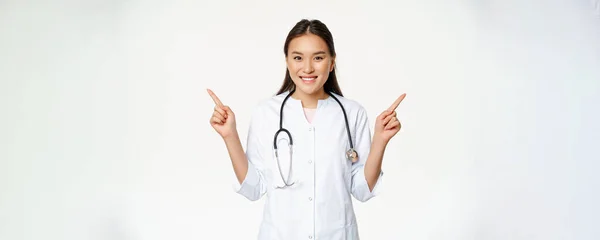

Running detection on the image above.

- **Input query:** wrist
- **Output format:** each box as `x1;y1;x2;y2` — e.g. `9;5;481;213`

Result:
372;137;388;150
223;132;240;143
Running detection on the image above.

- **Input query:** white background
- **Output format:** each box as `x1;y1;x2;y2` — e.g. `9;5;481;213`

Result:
1;0;599;239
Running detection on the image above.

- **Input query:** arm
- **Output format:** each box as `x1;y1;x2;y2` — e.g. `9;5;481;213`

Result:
364;138;387;192
362;94;405;194
207;89;268;201
223;133;249;184
350;107;384;202
230;108;269;201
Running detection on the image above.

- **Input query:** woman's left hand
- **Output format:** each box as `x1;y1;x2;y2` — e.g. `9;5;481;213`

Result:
373;93;406;145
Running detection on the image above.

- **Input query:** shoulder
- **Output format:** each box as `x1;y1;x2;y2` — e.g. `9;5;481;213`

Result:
328;92;368;116
328;93;371;133
255;91;289;110
248;91;290;120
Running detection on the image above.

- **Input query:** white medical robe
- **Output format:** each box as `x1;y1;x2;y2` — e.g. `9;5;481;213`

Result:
233;90;383;240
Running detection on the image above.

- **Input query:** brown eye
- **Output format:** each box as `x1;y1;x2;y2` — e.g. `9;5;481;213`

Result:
293;56;302;61
315;56;324;61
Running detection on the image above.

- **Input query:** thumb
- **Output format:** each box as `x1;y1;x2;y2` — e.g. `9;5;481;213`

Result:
222;105;234;115
379;110;392;121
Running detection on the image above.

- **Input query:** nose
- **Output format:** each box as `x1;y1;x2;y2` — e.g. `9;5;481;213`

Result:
303;59;314;73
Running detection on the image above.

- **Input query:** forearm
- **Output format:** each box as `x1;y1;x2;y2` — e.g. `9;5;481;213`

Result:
223;132;249;184
364;139;387;191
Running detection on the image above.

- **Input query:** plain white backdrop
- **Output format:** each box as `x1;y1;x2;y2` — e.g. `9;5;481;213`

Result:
1;0;599;239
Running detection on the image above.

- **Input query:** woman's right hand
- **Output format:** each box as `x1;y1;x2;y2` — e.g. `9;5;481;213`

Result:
207;89;237;139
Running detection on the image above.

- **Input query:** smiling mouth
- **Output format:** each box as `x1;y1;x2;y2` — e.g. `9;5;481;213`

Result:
301;76;317;81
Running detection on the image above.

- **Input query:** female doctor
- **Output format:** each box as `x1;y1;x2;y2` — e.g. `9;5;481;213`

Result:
207;19;406;240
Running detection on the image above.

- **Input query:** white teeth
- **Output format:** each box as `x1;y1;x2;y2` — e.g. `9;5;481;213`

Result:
302;77;315;81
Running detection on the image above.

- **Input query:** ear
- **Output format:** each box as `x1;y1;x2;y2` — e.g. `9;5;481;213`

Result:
330;57;336;72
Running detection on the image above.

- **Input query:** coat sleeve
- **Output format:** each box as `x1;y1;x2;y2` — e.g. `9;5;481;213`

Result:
232;107;269;201
350;106;383;202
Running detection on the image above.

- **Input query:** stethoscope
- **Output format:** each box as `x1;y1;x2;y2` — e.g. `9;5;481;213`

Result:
273;88;358;188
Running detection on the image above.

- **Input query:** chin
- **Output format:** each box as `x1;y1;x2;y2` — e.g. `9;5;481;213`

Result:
297;85;324;95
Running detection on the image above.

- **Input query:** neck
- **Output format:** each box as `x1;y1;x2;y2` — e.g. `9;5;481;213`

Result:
291;89;328;109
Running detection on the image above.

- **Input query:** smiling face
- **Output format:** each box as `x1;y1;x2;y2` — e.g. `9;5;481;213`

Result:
286;33;335;99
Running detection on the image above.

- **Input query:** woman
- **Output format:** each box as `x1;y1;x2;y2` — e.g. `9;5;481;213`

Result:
208;19;405;240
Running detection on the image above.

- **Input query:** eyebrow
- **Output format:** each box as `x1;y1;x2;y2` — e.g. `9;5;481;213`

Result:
291;51;327;55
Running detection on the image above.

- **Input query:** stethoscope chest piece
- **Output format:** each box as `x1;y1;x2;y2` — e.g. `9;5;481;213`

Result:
346;148;359;163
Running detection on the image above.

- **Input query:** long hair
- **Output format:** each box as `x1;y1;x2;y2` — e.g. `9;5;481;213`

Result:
276;19;343;97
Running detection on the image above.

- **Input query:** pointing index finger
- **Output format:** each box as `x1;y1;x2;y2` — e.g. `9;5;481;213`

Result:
387;93;406;111
207;88;224;106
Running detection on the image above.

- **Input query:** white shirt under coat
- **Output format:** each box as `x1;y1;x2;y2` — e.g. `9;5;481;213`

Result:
233;90;384;240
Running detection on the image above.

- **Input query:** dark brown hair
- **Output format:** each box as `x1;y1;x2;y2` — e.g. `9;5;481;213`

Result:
276;19;343;96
